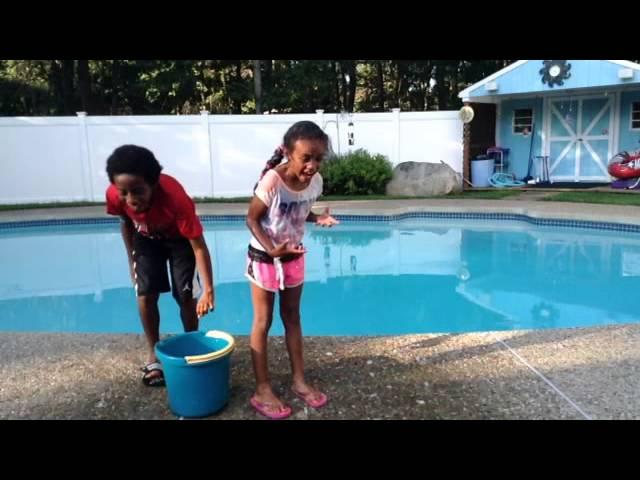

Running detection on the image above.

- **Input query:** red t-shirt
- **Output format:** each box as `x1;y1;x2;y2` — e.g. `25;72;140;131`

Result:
106;173;203;240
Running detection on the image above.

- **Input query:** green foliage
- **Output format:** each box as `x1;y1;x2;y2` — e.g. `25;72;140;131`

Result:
321;149;393;195
6;60;637;116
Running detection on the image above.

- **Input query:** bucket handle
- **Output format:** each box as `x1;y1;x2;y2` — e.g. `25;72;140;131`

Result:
184;331;235;365
185;351;225;364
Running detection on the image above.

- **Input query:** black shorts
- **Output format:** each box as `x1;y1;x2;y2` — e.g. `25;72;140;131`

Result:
132;233;201;303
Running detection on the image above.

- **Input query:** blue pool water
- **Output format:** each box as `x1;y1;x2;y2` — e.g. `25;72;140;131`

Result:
1;218;640;335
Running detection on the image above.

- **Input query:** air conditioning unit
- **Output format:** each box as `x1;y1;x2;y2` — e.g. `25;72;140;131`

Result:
619;68;634;80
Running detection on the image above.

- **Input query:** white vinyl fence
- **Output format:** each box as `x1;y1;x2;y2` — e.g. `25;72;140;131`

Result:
0;109;463;204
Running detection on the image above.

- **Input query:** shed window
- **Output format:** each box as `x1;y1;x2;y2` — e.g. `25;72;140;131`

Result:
632;101;640;129
513;108;533;134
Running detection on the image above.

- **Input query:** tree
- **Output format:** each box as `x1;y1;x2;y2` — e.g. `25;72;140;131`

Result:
7;59;617;116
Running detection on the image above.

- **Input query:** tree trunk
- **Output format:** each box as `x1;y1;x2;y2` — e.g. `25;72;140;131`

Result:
234;61;243;113
346;61;356;112
334;61;342;111
337;61;357;112
435;61;447;110
451;64;460;108
393;61;404;109
376;60;385;112
253;60;262;114
263;60;272;111
111;60;120;114
62;60;75;114
340;65;348;111
77;59;90;113
48;60;64;115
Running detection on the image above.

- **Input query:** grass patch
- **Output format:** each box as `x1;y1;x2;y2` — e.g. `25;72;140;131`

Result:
441;190;523;200
542;191;640;206
0;190;526;212
318;190;523;201
0;201;103;212
193;197;252;203
4;190;640;212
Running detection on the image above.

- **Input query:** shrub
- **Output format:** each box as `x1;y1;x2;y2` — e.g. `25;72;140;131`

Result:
321;149;393;195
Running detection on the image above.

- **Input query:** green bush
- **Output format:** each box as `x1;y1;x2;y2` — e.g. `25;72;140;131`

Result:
320;149;393;195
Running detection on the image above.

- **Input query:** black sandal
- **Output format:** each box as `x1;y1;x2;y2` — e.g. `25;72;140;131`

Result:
140;362;165;387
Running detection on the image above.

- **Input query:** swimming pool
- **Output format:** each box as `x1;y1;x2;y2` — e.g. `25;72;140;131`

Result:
1;215;639;335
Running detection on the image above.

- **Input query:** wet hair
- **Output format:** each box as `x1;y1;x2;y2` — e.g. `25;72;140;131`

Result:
106;145;163;185
258;120;329;181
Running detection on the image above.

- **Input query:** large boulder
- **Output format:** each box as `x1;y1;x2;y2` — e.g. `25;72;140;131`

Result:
386;161;462;196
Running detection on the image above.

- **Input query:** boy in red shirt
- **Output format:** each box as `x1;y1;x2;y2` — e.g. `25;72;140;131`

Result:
106;145;215;386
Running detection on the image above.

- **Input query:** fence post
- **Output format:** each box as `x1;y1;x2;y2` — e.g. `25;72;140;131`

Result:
462;102;471;189
391;108;401;166
315;109;325;127
200;109;214;198
318;108;342;156
76;112;94;201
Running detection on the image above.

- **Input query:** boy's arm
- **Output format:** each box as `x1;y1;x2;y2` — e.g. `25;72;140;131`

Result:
120;216;136;282
189;235;215;318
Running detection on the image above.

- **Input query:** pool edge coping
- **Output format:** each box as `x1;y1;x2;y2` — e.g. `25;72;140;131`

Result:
1;202;640;234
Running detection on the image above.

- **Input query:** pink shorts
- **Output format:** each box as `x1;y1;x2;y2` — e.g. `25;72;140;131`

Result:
245;252;305;292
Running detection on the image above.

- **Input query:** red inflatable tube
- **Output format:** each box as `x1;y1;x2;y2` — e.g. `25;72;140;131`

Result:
608;152;640;180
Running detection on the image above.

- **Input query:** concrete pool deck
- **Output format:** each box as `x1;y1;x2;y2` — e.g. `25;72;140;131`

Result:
1;198;639;420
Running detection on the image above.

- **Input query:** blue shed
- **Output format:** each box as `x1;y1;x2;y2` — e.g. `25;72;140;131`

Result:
459;60;640;184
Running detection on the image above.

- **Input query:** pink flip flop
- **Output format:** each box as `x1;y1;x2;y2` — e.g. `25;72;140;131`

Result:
292;389;329;409
249;396;292;420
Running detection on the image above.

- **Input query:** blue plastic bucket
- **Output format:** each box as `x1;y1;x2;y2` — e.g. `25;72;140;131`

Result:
155;330;235;418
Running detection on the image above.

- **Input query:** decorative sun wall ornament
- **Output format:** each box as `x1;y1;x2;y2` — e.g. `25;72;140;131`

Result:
459;105;475;123
539;60;572;87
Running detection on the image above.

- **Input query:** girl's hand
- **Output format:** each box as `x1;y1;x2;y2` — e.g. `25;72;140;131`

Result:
269;240;307;258
197;290;215;318
316;207;340;227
